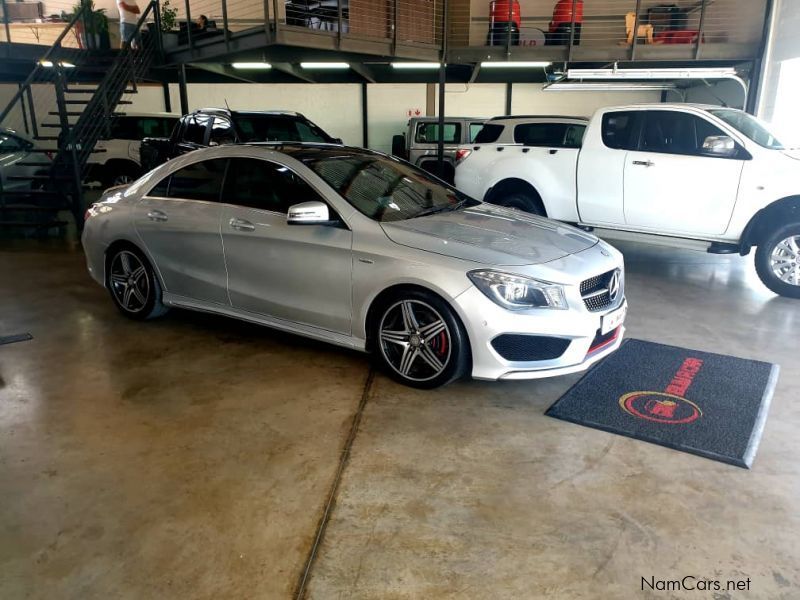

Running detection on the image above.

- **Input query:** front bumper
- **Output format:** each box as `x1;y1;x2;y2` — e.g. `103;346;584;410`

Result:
453;284;626;381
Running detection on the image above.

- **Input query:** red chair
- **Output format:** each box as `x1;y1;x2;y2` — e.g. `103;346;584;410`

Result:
488;1;521;46
548;0;583;45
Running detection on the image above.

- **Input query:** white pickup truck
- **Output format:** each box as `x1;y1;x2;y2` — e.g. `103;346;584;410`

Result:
455;104;800;298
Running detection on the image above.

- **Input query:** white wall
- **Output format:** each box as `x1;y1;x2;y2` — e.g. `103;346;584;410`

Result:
759;0;800;122
684;79;748;110
433;83;507;118
511;85;662;117
366;84;427;153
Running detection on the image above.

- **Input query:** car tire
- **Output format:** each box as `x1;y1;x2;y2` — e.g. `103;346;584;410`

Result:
103;162;139;189
495;191;546;216
106;246;169;320
372;290;470;389
755;223;800;298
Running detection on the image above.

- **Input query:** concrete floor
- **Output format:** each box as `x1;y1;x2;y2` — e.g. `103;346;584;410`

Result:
1;239;799;599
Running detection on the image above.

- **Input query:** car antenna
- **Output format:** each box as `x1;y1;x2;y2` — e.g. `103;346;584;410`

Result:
224;99;231;111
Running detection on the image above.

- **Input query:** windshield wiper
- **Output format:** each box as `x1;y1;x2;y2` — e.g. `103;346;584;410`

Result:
414;198;469;219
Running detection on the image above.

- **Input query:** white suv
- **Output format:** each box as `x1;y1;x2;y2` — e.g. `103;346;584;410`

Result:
88;113;178;188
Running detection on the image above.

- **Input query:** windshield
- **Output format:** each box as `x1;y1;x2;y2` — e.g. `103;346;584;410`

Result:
708;109;784;150
299;151;479;222
234;114;335;144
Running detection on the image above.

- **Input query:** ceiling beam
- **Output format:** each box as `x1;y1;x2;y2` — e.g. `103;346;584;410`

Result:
468;63;481;84
349;63;377;83
272;62;316;83
189;63;260;83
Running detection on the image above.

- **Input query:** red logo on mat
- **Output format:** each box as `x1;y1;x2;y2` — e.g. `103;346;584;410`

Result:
619;358;704;425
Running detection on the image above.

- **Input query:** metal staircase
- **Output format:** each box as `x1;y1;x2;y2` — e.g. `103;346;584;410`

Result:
0;0;161;232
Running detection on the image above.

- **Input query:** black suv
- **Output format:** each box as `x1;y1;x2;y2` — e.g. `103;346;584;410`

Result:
140;108;341;172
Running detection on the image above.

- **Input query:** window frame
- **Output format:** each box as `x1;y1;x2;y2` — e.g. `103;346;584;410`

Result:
601;110;643;151
220;156;344;224
414;121;462;145
144;157;229;202
636;110;746;160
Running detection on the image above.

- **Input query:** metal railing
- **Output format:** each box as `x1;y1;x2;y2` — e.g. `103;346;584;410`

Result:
447;0;768;59
163;0;446;53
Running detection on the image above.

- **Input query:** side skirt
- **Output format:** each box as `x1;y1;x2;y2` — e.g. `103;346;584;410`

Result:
162;293;367;352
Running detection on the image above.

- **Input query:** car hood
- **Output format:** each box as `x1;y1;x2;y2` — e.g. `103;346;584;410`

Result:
380;204;598;266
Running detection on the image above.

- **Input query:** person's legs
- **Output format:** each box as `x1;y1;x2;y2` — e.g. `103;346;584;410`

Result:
120;22;139;49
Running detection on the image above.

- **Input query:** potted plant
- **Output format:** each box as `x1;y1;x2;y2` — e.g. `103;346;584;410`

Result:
160;0;179;49
63;0;109;50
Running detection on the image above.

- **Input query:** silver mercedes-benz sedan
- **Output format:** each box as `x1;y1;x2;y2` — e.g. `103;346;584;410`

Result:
83;143;627;388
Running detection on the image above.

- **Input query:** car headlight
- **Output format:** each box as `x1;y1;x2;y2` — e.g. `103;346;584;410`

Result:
467;270;568;310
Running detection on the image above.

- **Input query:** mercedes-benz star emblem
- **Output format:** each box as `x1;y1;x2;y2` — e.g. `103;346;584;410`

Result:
608;270;621;301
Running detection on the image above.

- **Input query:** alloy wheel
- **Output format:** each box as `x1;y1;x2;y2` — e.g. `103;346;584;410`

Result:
112;174;134;186
378;299;452;382
109;250;150;313
770;235;800;286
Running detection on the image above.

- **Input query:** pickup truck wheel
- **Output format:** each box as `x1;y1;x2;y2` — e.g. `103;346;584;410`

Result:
755;223;800;298
102;162;139;189
501;192;546;216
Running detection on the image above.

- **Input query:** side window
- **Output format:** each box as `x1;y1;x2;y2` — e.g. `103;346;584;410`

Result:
563;124;586;148
415;123;461;144
148;173;170;197
474;123;504;144
182;115;211;145
602;111;640;150
468;123;485;143
513;123;572;147
137;117;175;139
209;117;237;146
222;158;324;214
640;111;728;156
109;117;137;140
296;120;328;143
167;158;228;202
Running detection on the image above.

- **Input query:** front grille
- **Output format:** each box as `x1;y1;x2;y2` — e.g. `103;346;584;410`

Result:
580;269;621;312
491;334;570;362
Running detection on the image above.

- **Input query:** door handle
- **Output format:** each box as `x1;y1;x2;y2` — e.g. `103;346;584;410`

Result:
229;217;255;232
632;160;655;167
147;209;168;222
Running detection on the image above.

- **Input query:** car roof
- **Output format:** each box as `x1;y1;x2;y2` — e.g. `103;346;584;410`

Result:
117;112;179;118
193;107;305;118
598;103;735;112
409;116;484;122
488;115;589;122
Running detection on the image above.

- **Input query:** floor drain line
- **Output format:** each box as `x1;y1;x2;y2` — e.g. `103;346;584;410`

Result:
294;368;376;600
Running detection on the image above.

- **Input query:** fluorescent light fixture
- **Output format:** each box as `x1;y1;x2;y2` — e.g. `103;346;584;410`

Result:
545;82;678;92
300;62;350;69
567;67;738;80
481;61;552;68
391;62;442;69
39;60;75;68
232;62;272;69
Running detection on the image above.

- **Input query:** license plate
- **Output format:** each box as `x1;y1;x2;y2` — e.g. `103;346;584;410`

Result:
601;304;626;335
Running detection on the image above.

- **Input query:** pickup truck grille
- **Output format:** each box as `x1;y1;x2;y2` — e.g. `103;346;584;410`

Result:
580;269;621;312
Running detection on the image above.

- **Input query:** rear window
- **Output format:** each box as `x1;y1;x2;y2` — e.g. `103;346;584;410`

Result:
414;122;461;144
513;122;585;148
474;123;504;144
112;117;178;140
602;111;640;150
235;115;333;143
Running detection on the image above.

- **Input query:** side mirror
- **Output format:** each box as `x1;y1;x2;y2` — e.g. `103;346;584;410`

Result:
702;135;737;157
391;134;408;159
332;137;343;145
287;201;333;225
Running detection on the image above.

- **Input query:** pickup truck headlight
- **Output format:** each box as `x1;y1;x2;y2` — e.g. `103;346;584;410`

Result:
468;270;568;310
